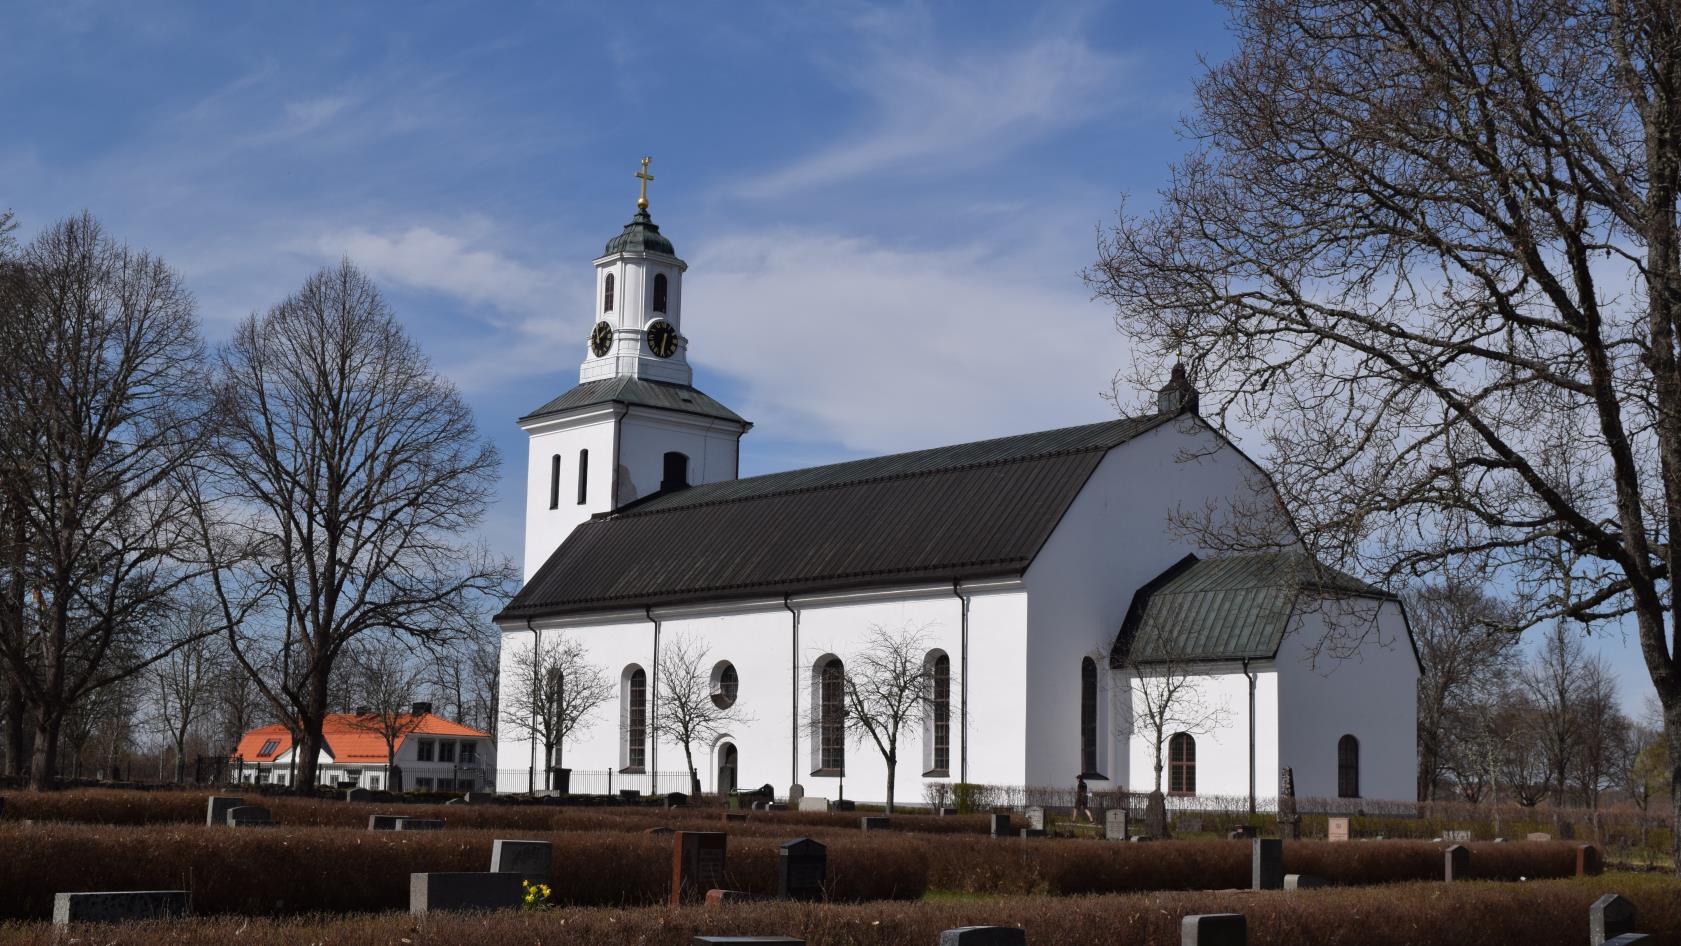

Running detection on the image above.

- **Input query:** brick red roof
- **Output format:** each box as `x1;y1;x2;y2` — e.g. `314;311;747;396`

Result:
231;713;488;763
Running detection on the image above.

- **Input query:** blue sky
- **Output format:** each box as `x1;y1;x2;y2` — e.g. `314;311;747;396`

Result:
2;1;1653;713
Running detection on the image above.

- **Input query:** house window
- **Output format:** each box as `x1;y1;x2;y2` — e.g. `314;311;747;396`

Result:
577;449;589;504
711;661;739;709
417;739;435;762
623;665;647;771
368;775;381;790
1169;732;1196;795
1080;657;1098;776
1338;734;1360;798
928;652;950;776
661;451;689;490
604;273;614;312
653;272;668;313
817;656;845;774
438;741;456;763
460;742;477;764
549;454;561;509
257;738;279;757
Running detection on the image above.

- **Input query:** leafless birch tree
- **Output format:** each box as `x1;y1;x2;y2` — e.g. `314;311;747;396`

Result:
841;625;938;814
655;632;746;797
1089;0;1681;868
501;632;612;791
1125;653;1232;837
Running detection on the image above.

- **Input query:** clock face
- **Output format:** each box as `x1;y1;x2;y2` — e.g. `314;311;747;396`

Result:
590;321;613;357
646;319;679;358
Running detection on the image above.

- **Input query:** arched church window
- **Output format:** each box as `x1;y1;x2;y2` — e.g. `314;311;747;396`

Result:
549;454;561;509
604;273;615;312
1338;734;1360;799
711;661;739;709
577;449;589;505
1169;732;1196;795
653;272;668;313
1080;657;1098;776
925;651;950;776
622;665;647;772
816;656;845;774
662;451;689;491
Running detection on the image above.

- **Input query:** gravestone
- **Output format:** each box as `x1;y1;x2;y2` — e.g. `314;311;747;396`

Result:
722;812;749;824
1591;894;1636;946
1444;844;1470;882
1284;874;1326;890
409;872;524;914
490;839;552;882
989;813;1012;837
939;927;1027;946
619;789;642;800
1177;817;1204;833
1105;808;1129;840
1019;828;1048;839
1181;913;1246;946
225;805;274;827
788;784;804;806
53;891;190;925
860;816;890;831
936;807;958;817
1326;817;1350;842
671;831;728;905
834;800;856;812
1578;844;1604;877
796;796;831;813
667;792;690;808
463;792;494;805
692;938;804;946
1276;767;1300;840
345;787;372;803
1527;832;1552;841
768;803;789;812
1251;838;1283;890
1024;807;1046;831
1228;825;1256;840
369;813;403;830
205;796;244;827
778;838;826;901
1603;935;1653;946
396;818;444;831
1443;829;1473;843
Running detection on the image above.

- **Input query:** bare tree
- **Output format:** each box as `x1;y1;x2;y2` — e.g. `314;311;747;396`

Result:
341;633;428;790
1573;653;1630;812
429;624;500;738
1124;647;1233;837
655;632;746;797
196;260;512;792
151;611;220;784
1408;582;1519;800
1520;623;1588;805
500;632;611;791
0;213;216;788
1088;0;1681;869
838;625;938;814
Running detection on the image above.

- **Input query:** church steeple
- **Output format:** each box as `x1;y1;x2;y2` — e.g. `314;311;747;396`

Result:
580;157;691;386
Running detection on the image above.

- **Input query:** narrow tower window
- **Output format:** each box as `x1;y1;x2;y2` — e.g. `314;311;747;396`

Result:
929;652;950;776
604;273;615;312
816;656;845;774
653;272;668;313
622;665;646;771
1338;734;1360;798
1080;656;1098;776
577;449;589;504
661;451;689;491
548;454;561;509
1169;732;1197;795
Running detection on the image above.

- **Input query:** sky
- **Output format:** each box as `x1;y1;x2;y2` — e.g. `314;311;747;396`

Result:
0;0;1654;713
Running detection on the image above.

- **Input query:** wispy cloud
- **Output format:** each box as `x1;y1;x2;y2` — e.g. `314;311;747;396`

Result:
315;223;564;320
742;27;1132;198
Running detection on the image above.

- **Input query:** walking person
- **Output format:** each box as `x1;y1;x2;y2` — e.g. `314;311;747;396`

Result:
1075;774;1094;824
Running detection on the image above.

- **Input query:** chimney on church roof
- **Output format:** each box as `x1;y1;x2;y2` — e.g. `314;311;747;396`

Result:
1156;362;1199;416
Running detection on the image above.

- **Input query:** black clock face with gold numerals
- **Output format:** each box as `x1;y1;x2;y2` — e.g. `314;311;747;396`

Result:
590;321;613;357
646;319;679;358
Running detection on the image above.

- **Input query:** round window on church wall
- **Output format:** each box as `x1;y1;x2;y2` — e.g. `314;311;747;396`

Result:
711;661;739;709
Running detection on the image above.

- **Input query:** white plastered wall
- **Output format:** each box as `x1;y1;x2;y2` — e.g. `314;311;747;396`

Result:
1120;662;1279;804
519;409;621;583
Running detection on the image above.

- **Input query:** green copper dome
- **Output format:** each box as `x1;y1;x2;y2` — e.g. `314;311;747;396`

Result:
603;209;676;257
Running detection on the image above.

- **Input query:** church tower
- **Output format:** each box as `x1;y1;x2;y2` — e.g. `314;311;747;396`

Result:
518;159;751;581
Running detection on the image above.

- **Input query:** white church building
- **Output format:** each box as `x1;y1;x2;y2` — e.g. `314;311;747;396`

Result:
493;173;1419;807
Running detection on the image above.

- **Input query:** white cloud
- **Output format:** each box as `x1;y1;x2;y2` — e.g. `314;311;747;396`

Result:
687;227;1129;455
316;224;564;319
743;31;1131;198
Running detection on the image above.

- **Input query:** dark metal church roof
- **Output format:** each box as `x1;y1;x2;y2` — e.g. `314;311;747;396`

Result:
1112;552;1394;665
521;376;747;426
498;413;1175;620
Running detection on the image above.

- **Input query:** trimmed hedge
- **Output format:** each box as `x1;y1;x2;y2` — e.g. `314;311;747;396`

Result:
3;876;1676;946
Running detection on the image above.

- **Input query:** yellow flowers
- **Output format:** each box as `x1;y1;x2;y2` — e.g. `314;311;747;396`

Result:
521;879;553;912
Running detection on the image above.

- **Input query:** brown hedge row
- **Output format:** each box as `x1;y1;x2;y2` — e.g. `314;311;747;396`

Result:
0;820;1585;920
3;876;1675;946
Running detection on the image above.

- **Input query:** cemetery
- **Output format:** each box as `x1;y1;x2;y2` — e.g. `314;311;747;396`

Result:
0;787;1666;944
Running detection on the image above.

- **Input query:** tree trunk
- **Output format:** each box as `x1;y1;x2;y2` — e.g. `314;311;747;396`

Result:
28;712;59;791
3;681;24;777
885;752;896;815
683;742;699;797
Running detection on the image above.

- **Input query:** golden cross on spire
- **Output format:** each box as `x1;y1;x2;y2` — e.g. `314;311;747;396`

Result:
635;156;654;210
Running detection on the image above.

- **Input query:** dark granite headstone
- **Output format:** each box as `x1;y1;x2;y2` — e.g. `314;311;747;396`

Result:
1284;874;1326;890
722;812;748;824
1251;838;1283;890
490;839;552;882
1019;828;1048;839
833;799;855;812
205;796;244;827
939;927;1026;946
409;872;523;914
1579;844;1604;877
989;813;1011;837
1591;894;1636;946
369;813;403;830
1444;844;1470;881
777;838;826;901
396;818;444;831
53;891;189;925
344;787;372;803
671;831;728;905
666;792;689;808
860;816;890;831
225;805;273;826
1602;935;1652;946
1228;825;1256;840
1181;913;1246;946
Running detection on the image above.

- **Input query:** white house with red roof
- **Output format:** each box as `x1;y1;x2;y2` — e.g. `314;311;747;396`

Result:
230;702;494;791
